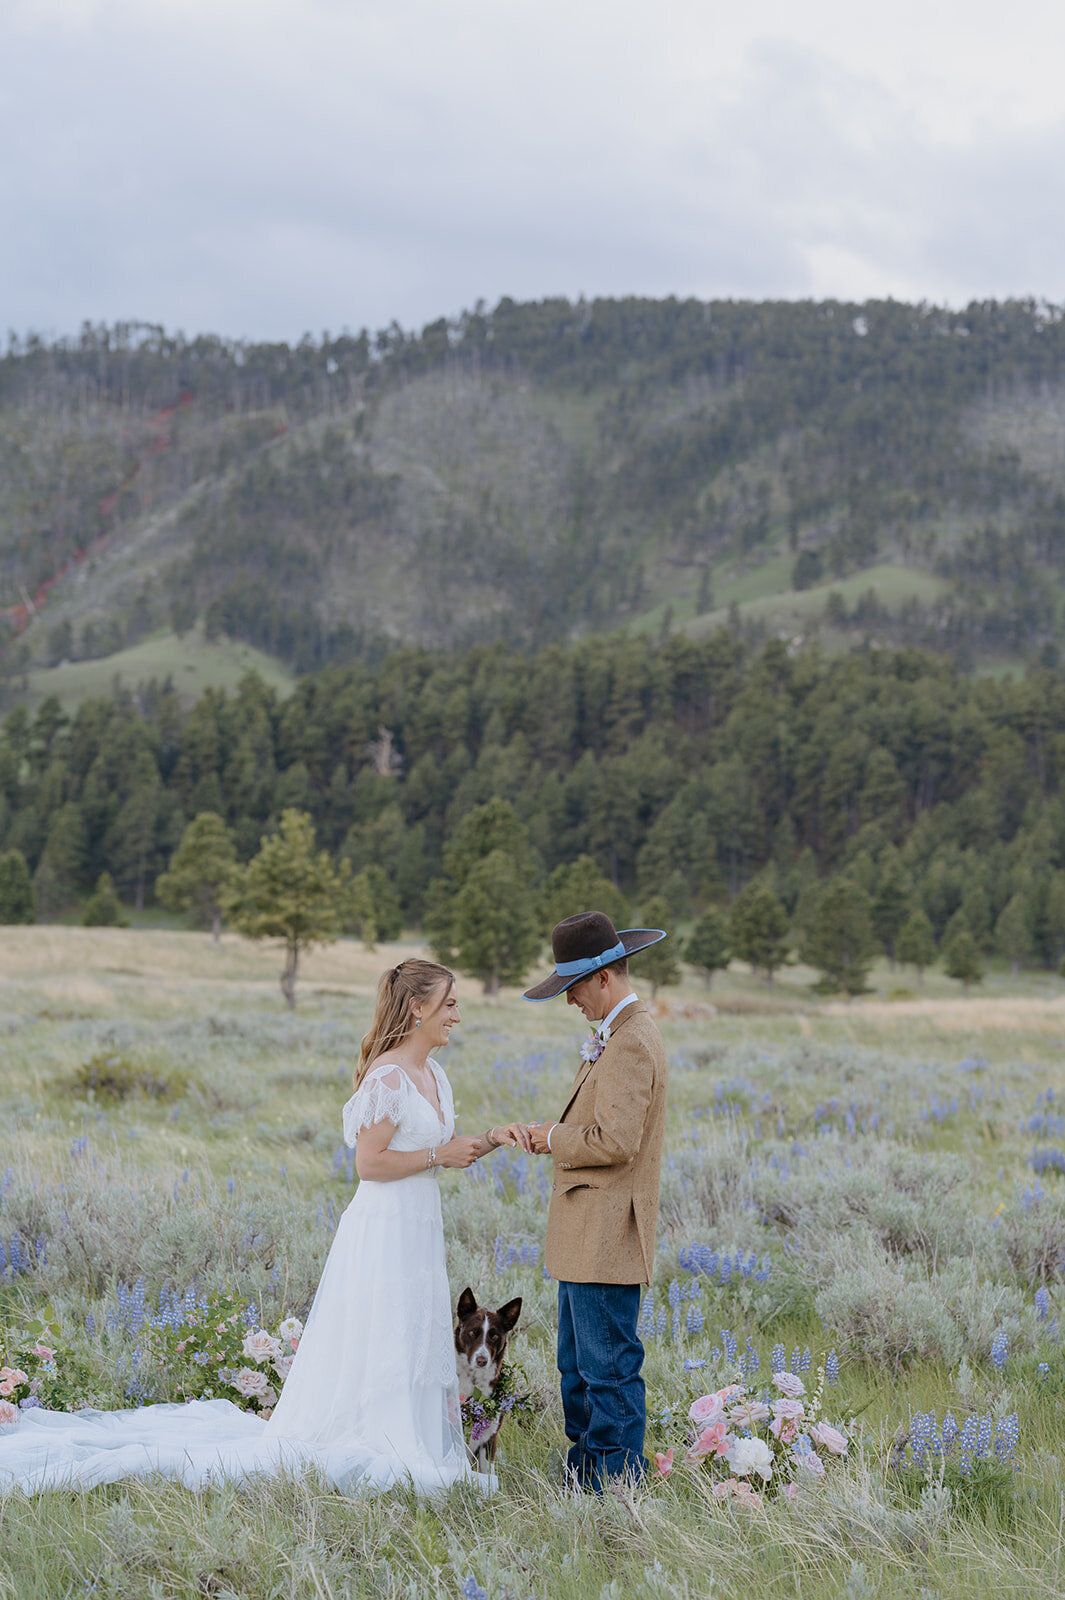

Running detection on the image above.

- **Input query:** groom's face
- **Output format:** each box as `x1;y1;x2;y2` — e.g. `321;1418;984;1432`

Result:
566;972;608;1022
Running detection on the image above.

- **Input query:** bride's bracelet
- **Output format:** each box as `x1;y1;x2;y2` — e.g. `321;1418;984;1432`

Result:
427;1146;437;1170
484;1127;502;1149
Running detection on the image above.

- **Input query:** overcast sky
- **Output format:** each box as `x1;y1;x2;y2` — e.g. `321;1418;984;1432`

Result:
2;0;1064;343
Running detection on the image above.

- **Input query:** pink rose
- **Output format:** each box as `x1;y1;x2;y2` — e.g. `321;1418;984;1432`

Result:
732;1480;763;1507
0;1400;18;1426
771;1398;806;1422
770;1418;799;1445
273;1354;295;1382
242;1329;282;1364
31;1343;56;1360
772;1372;806;1398
231;1368;270;1399
797;1449;826;1477
727;1399;771;1429
653;1449;674;1477
689;1393;726;1427
711;1480;735;1499
809;1421;848;1455
0;1380;15;1397
783;1482;799;1501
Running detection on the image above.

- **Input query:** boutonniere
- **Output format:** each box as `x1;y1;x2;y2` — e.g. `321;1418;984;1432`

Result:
579;1030;606;1064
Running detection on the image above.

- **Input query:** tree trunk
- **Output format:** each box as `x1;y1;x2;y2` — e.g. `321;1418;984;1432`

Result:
280;941;299;1009
483;973;500;997
212;906;222;944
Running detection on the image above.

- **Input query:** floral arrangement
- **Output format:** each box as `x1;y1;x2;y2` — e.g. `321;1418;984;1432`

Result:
0;1310;68;1425
143;1290;302;1419
654;1364;848;1505
460;1361;536;1449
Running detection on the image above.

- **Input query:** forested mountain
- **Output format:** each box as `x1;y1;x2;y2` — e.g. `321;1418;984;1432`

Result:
4;296;1065;691
8;634;1065;983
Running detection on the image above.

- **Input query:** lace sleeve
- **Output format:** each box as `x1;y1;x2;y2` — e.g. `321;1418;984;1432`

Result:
342;1067;406;1147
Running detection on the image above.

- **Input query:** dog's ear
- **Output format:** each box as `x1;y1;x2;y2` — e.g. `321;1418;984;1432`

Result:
456;1287;478;1321
497;1297;522;1332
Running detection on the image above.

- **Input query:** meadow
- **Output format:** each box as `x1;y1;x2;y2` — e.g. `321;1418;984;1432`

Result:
3;930;1065;1599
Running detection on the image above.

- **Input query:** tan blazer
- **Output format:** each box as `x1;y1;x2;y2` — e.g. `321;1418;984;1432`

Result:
545;1001;668;1286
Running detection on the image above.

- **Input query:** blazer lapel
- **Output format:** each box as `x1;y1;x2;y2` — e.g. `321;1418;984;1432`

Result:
558;1001;646;1122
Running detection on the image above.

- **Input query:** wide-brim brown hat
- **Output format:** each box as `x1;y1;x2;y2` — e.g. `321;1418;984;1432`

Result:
523;910;666;1001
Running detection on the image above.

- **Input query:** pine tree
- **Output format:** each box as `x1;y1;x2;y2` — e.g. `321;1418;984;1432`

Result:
801;878;875;994
450;849;541;995
156;812;238;942
896;908;936;983
944;928;984;991
995;892;1031;976
425;798;535;967
632;897;680;998
225;810;345;1008
82;873;128;928
0;849;35;924
871;849;911;965
347;868;379;950
540;854;628;935
730;880;790;985
685;907;730;988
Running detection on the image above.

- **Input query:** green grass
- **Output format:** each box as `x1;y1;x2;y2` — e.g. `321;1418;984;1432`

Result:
21;628;297;709
685;562;950;640
3;928;1065;1597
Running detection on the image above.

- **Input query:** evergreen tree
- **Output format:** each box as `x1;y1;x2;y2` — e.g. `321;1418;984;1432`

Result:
347;868;379;950
944;927;984;990
226;809;345;1008
685;906;731;988
871;849;911;965
540;854;628;935
632;897;680;998
451;849;541;995
0;849;35;924
360;864;403;942
82;872;128;927
156;812;238;942
995;892;1032;976
34;801;87;919
896;908;936;984
730;879;790;985
801;877;875;994
426;798;535;966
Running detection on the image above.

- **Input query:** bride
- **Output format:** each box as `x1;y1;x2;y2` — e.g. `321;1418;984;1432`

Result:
0;958;530;1495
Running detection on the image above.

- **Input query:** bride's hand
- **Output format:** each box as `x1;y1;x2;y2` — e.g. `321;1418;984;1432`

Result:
491;1122;534;1153
436;1135;482;1169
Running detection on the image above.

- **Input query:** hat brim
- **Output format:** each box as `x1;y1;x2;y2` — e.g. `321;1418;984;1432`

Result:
522;929;667;1001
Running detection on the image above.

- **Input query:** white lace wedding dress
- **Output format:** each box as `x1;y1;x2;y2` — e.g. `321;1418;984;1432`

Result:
0;1059;480;1496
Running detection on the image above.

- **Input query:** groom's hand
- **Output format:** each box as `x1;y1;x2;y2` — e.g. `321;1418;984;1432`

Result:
527;1121;556;1155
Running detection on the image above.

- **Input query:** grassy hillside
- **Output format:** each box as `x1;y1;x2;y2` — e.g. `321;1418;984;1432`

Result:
3;298;1065;701
19;627;295;710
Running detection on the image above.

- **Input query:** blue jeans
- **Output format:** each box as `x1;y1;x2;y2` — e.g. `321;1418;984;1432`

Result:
556;1281;646;1489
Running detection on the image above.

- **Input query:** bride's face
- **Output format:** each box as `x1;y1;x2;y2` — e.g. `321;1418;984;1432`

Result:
417;981;460;1048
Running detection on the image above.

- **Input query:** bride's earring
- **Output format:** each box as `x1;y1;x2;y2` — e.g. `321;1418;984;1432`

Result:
414;1017;421;1029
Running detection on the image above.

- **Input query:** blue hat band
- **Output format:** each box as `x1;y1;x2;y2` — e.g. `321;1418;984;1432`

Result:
554;939;627;978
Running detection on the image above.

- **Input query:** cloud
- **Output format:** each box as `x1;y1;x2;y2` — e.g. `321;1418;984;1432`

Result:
1;0;1063;341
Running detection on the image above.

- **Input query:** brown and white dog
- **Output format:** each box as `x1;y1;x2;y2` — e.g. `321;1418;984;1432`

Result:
454;1286;522;1471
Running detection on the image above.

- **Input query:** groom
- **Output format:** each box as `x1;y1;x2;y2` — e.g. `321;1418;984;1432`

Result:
524;911;669;1490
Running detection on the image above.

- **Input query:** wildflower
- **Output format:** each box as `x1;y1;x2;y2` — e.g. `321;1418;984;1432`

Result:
462;1581;489;1600
687;1422;732;1463
1036;1287;1051;1321
795;1447;826;1478
278;1317;304;1344
653;1449;674;1477
725;1435;773;1482
990;1332;1009;1371
773;1371;806;1398
824;1351;839;1383
1039;1362;1051;1380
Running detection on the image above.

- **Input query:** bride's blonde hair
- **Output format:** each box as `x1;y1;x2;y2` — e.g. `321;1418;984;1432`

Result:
354;958;456;1088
